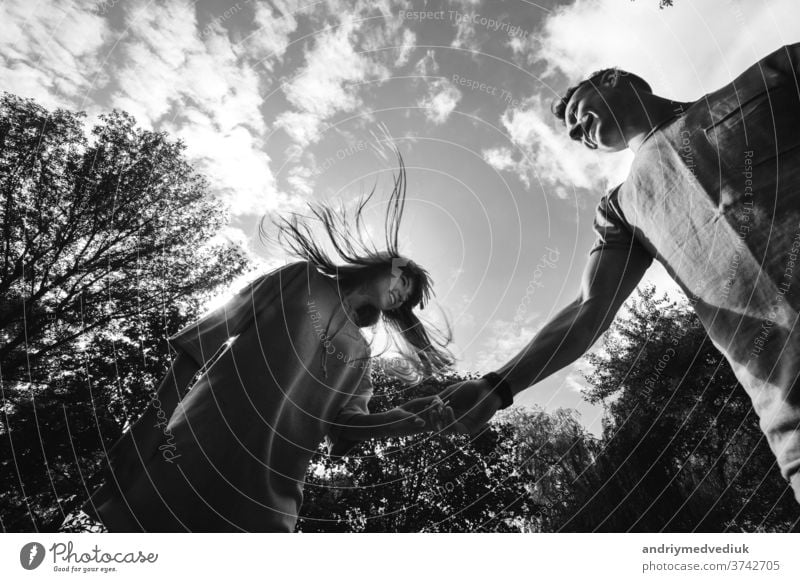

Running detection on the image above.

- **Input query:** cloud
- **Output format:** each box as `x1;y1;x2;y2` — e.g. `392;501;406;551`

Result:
275;110;327;148
447;0;486;53
112;1;261;129
356;0;415;68
489;0;800;196
244;0;301;69
276;14;386;146
394;28;417;67
481;146;516;172
0;0;290;215
419;80;462;124
106;0;288;215
0;0;111;109
471;315;542;373
564;370;589;394
450;13;481;52
485;94;632;197
166;118;279;216
535;0;800;99
286;161;316;197
413;50;462;125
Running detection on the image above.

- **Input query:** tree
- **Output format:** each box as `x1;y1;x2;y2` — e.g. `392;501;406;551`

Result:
500;406;599;532
297;367;599;532
0;93;252;532
555;286;799;532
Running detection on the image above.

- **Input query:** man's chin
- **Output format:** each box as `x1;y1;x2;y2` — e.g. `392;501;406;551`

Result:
596;141;626;153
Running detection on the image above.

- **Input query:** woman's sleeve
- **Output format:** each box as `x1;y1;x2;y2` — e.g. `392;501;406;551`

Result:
325;362;374;458
168;261;310;367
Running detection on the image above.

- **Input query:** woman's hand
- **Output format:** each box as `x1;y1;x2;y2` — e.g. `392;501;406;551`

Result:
397;395;455;432
337;396;456;441
438;379;502;436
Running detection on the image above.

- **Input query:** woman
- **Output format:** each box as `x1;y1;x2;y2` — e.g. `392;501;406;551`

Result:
82;157;454;532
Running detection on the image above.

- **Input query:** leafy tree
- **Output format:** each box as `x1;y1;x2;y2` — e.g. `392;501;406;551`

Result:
556;286;799;532
297;368;598;532
0;93;252;532
501;406;599;532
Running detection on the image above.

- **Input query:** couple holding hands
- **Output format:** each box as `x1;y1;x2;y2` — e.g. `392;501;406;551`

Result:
86;43;800;531
83;161;497;532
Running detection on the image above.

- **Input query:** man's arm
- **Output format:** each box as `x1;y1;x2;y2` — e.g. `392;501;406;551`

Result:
498;246;651;395
440;246;651;435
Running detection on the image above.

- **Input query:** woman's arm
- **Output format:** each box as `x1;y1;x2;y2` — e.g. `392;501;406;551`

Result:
335;395;453;441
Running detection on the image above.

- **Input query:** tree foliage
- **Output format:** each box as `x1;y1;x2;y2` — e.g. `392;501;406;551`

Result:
0;94;251;532
555;286;799;532
299;288;799;533
297;368;597;532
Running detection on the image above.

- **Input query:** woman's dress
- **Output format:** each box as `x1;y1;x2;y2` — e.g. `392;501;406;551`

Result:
82;261;373;532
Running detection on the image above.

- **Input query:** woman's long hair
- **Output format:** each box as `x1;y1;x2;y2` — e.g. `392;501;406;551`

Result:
259;153;452;380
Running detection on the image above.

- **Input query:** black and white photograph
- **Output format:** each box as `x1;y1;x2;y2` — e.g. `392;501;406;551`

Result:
2;0;800;577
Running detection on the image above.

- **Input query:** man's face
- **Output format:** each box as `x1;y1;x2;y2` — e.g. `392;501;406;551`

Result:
563;77;632;152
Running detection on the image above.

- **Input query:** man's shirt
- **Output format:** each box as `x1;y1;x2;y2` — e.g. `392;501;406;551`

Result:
592;43;800;480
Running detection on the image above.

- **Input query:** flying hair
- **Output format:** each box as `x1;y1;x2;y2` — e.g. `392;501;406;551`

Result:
258;151;453;381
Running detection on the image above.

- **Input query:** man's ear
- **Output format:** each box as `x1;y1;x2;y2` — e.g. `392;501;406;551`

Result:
598;69;620;88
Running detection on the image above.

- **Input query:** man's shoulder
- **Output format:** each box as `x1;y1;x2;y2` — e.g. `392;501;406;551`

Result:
734;43;799;87
702;43;800;109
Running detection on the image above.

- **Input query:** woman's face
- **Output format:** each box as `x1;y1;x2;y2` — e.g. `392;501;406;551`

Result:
345;266;418;327
376;268;415;312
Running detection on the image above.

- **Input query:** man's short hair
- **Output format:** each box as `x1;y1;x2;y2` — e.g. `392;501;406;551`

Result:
551;68;653;124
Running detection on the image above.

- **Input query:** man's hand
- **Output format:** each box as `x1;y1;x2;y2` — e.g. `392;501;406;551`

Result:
438;379;503;436
339;396;456;441
398;395;456;432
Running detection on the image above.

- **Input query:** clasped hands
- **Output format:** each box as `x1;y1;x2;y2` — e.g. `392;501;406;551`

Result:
346;378;504;440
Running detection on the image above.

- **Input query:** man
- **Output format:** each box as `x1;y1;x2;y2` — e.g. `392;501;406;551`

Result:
441;43;800;504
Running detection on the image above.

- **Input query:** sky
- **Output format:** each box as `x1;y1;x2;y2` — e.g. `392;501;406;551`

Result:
3;0;800;436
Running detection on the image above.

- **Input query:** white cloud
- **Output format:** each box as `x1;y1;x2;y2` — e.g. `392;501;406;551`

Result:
275;110;327;147
413;49;438;77
451;14;480;52
285;26;370;118
112;1;260;129
564;370;589;394
487;94;632;196
107;0;287;215
244;0;301;69
0;0;287;216
447;0;484;53
413;50;462;125
0;0;110;109
276;15;386;146
394;28;417;67
493;0;800;196
536;0;800;100
471;316;542;374
481;146;516;172
286;162;316;197
419;80;462;125
356;0;413;68
168;119;278;216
